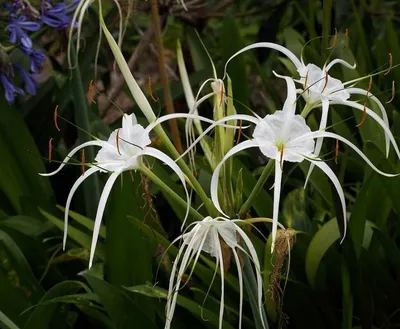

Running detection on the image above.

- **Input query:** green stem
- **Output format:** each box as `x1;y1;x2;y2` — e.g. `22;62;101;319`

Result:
140;165;204;222
322;0;333;52
301;103;314;118
239;159;274;216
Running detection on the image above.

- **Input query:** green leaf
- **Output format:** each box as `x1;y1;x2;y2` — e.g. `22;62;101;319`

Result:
0;310;21;329
24;281;90;329
69;46;100;220
305;218;341;287
39;209;105;261
125;284;235;329
0;99;52;212
104;172;155;320
85;274;156;329
221;17;250;111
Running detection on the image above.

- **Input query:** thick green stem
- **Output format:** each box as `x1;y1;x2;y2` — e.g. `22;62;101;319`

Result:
140;165;204;222
301;103;314;118
322;0;333;52
239;159;274;216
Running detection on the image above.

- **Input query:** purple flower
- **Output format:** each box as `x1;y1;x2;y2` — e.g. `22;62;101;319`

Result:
6;15;41;49
14;64;37;95
40;0;79;29
20;45;45;72
0;72;24;104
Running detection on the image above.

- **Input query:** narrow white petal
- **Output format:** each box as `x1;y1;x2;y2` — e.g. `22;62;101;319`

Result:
39;141;105;177
347;88;390;157
324;59;356;72
330;100;400;159
211;140;259;216
273;71;297;115
141;147;190;227
232;248;243;329
302;131;399;177
233;225;265;328
305;97;329;187
271;158;283;253
64;166;99;250
224;43;303;78
89;172;120;269
213;229;225;329
308;159;347;242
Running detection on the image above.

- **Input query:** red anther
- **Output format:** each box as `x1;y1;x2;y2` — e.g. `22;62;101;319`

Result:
148;76;158;102
54;105;60;132
327;28;338;49
219;85;224;107
384;53;393;76
81;149;85;175
48;138;53;162
342;28;349;51
386;81;395;104
335;139;339;165
88;80;96;104
321;71;329;93
116;128;122;155
356;103;367;127
236;119;243;145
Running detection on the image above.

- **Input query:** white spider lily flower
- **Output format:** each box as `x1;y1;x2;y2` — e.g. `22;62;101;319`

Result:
39;113;192;269
165;216;266;329
224;42;398;181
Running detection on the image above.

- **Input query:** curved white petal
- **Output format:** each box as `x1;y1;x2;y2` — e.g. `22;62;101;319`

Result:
271;158;283;253
64;166;99;250
177;114;259;162
324;59;356;72
305;97;329;187
347;88;390;157
232;247;243;329
213;229;225;329
301;131;399;177
39;141;105;177
141;147;190;227
329;100;400;159
273;71;297;115
223;42;303;78
308;159;347;243
233;224;265;328
89;172;120;269
211;140;260;216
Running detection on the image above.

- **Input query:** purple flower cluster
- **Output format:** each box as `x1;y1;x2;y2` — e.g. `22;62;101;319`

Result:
0;0;78;103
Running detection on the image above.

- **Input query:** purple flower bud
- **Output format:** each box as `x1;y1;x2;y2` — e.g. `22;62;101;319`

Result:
14;64;37;95
20;45;45;72
0;72;24;104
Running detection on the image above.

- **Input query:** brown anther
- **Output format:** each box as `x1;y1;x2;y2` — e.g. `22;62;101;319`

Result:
355;103;367;127
48;137;53;162
88;80;96;104
335;139;339;165
384;53;393;76
116;128;122;155
304;71;309;90
386;81;395;104
236;119;243;145
366;76;373;97
279;145;284;170
327;28;338;49
321;71;329;93
54;105;60;132
148;76;158;102
81;149;85;175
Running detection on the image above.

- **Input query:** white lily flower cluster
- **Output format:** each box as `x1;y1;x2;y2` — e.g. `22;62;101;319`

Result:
40;29;400;329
